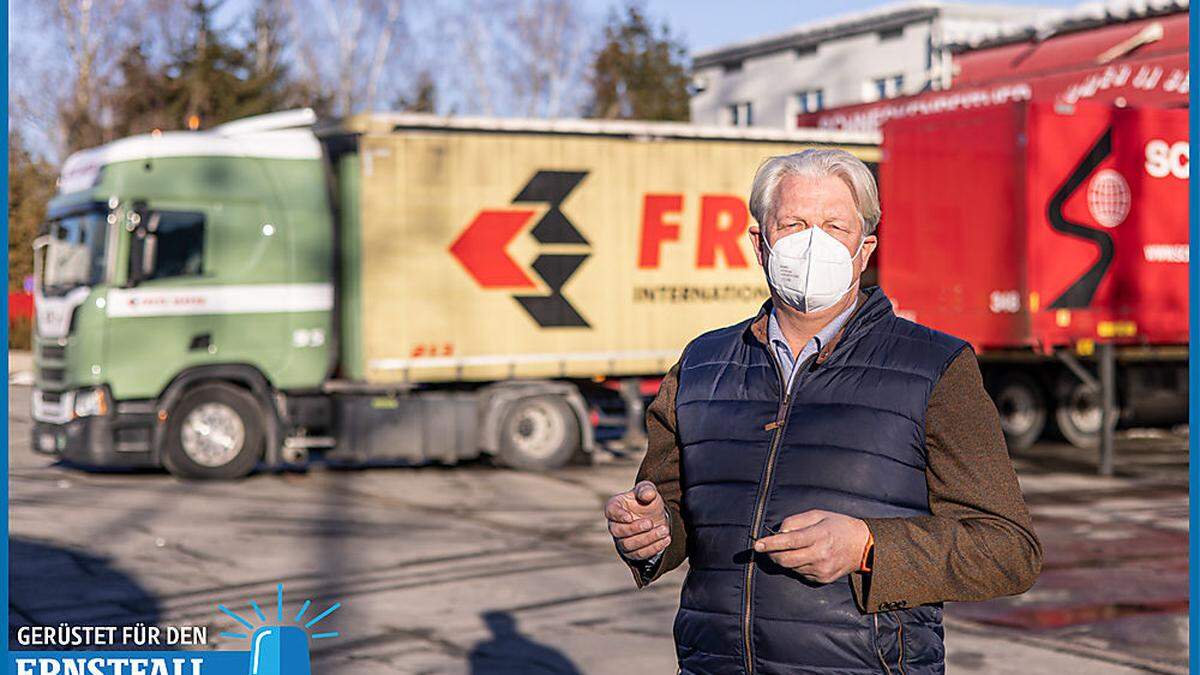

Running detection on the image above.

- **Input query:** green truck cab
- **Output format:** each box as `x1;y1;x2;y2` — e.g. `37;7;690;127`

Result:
33;110;334;478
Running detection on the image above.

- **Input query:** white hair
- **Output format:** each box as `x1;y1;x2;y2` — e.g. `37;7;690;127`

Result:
748;149;880;236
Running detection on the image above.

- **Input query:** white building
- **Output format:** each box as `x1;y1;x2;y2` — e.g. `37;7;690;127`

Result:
689;2;1060;129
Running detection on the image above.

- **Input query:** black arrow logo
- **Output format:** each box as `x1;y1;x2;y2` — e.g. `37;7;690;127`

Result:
510;171;590;327
514;171;590;245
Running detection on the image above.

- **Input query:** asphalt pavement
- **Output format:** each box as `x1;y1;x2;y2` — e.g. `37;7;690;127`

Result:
6;371;1189;674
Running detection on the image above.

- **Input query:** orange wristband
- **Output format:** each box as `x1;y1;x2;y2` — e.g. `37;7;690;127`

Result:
858;531;874;573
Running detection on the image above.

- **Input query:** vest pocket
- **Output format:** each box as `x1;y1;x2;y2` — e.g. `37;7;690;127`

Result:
896;605;945;670
870;612;903;674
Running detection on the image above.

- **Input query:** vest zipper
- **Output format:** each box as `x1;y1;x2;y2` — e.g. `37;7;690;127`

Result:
741;348;817;674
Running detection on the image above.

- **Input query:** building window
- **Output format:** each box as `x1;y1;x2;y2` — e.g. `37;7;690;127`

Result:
793;44;818;58
722;60;743;74
869;74;905;101
795;89;824;114
878;26;904;41
729;101;753;127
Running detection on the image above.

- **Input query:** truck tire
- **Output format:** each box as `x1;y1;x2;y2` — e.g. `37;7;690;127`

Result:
993;373;1046;451
162;383;265;479
497;395;581;471
1055;378;1101;449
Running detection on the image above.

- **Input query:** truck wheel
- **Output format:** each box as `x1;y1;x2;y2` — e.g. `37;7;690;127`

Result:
497;395;581;471
163;383;265;479
1055;379;1101;449
993;373;1046;451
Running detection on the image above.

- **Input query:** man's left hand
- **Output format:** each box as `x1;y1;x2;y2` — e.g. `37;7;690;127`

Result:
753;510;870;584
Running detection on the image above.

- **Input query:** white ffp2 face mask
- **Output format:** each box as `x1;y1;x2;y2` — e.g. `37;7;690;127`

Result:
762;227;865;313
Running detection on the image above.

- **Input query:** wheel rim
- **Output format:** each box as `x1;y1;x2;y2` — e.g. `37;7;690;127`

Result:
509;401;566;460
1066;385;1102;435
997;384;1039;438
180;402;246;467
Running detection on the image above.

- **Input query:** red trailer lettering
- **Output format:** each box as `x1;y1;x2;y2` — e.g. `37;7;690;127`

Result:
1144;138;1189;179
696;195;750;269
638;194;684;268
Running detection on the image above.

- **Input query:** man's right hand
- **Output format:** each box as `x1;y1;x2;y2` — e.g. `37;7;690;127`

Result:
605;480;671;560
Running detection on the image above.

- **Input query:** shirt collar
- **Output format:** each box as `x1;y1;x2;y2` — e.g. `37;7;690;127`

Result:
767;299;859;360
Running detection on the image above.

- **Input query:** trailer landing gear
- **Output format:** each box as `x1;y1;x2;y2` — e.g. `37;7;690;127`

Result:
1054;346;1119;475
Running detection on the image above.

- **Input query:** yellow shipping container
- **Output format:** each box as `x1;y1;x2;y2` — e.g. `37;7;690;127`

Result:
341;115;879;384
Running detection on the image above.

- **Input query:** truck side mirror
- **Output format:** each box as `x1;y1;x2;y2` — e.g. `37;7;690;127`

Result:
126;202;156;286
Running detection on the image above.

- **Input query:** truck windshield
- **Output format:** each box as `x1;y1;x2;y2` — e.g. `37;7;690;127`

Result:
39;208;109;296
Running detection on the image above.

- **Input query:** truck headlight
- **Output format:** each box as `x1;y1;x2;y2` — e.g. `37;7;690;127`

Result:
73;387;108;418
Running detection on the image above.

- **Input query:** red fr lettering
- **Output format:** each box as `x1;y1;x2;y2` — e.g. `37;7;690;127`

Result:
697;195;749;268
638;194;684;268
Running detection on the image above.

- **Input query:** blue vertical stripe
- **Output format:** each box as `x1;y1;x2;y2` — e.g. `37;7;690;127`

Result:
1189;2;1198;669
2;0;11;657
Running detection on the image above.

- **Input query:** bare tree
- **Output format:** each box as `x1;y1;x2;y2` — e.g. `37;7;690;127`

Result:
280;0;411;116
57;0;123;119
10;0;141;160
8;5;64;159
448;0;592;118
365;0;405;111
58;0;164;149
133;0;194;61
505;0;592;118
456;0;500;115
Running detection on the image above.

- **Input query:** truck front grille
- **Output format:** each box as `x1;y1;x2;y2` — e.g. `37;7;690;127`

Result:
39;366;65;386
39;343;66;361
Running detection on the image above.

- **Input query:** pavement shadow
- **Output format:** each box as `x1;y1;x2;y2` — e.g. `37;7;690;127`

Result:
467;611;582;674
9;538;161;650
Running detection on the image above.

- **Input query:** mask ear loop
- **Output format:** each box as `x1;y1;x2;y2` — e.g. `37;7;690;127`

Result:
835;229;869;301
847;212;869;262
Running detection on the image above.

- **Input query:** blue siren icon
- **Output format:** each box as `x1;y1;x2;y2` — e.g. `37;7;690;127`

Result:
217;583;342;675
249;626;310;675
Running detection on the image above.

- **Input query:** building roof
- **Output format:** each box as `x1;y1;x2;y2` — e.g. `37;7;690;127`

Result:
945;0;1189;50
692;1;1055;68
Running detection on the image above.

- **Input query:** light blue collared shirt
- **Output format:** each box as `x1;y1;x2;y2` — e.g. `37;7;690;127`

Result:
767;300;858;389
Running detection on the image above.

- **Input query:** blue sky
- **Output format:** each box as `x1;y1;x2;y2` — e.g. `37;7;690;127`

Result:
583;0;1090;53
209;1;1096;56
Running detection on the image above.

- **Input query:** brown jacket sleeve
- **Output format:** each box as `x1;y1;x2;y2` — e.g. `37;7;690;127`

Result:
850;348;1044;612
625;361;689;588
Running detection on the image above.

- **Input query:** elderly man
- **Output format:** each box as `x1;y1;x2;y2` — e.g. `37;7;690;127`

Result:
604;149;1043;674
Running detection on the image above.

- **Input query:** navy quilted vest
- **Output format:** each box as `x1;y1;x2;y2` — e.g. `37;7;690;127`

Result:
673;286;967;675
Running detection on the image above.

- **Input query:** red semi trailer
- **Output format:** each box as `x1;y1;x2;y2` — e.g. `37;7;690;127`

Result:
878;101;1188;450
